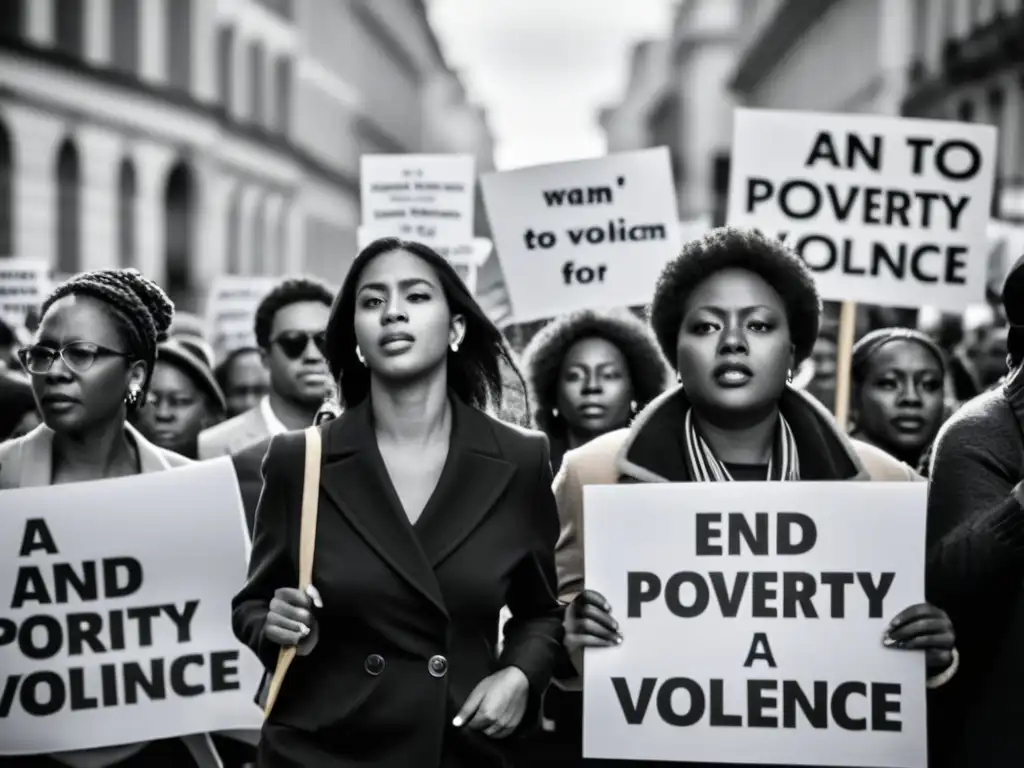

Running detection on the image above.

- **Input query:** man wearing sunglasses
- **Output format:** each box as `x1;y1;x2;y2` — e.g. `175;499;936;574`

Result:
198;277;335;459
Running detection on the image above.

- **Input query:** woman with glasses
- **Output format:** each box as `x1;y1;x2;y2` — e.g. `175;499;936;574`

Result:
0;269;223;767
233;238;564;767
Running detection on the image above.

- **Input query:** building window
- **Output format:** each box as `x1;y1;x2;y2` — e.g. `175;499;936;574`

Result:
0;118;12;257
164;161;194;304
110;0;139;74
217;26;235;110
54;0;85;57
273;56;292;135
249;41;266;124
0;0;24;41
117;159;136;267
55;139;81;275
166;0;192;92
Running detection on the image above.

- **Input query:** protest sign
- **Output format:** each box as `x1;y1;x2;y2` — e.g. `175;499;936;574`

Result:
727;108;997;311
204;276;277;360
480;148;680;323
0;259;51;334
582;482;928;767
0;458;263;754
360;154;476;244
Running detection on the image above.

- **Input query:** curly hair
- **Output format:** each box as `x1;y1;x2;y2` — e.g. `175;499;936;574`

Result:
325;237;524;411
253;277;334;350
41;268;174;411
522;309;671;436
650;227;822;369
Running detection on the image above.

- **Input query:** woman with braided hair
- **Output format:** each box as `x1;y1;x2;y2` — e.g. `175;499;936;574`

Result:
0;269;223;768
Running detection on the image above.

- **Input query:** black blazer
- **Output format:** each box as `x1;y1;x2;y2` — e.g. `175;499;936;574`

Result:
230;435;273;536
232;396;565;768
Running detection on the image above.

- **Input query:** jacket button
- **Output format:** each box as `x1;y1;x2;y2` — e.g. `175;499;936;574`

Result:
364;654;385;676
428;655;448;678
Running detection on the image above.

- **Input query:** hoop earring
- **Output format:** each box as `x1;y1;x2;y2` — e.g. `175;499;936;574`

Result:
125;387;141;408
355;345;366;366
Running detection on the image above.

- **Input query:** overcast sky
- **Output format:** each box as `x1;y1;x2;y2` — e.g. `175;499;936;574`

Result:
427;0;676;170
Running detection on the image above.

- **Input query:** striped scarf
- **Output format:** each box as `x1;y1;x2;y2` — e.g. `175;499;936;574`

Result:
683;408;801;482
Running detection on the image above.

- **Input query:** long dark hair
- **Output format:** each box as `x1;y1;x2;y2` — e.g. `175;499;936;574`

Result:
325;237;523;411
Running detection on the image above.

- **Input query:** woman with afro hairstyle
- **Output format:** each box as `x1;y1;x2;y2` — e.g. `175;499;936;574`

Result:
521;310;670;474
0;269;224;768
551;228;959;767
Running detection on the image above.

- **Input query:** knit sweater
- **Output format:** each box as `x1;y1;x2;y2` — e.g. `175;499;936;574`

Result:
925;377;1024;767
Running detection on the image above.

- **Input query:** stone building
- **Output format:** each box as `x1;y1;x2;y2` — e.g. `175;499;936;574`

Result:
0;0;493;308
599;0;751;224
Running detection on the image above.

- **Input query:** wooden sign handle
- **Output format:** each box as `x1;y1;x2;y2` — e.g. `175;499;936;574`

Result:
833;300;858;433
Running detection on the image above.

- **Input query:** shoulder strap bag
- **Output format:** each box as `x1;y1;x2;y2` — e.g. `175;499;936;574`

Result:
262;425;322;718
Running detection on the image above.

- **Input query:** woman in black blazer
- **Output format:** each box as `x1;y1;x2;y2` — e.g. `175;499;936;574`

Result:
232;237;565;768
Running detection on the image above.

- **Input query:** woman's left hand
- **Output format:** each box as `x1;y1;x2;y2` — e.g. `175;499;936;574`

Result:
884;602;956;670
453;666;530;739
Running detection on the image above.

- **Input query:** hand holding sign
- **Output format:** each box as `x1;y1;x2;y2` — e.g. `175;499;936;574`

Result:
565;589;622;652
264;585;322;656
883;603;955;671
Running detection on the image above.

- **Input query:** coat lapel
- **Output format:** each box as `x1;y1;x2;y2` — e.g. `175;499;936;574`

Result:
319;401;448;616
414;397;515;568
317;397;516;616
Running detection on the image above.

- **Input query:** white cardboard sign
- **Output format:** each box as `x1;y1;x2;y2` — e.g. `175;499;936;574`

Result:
360;154;476;244
727;108;997;311
582;482;928;767
481;148;681;323
204;276;277;359
0;459;263;754
0;259;52;333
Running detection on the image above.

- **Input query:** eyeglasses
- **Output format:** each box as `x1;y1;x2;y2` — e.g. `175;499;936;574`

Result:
272;331;327;360
18;342;132;375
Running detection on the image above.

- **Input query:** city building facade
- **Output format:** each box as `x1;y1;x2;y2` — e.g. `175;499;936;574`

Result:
0;0;493;308
902;0;1024;222
598;0;750;225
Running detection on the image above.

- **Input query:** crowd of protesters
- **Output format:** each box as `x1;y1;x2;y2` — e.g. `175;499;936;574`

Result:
0;227;1020;766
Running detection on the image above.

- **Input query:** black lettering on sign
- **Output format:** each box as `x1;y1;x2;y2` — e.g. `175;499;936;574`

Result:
695;512;813;556
625;570;890;619
10;558;144;609
609;677;903;731
906;136;982;181
0;650;246;717
542;176;624;207
19;519;59;557
626;572;661;617
750;179;969;230
743;632;777;669
805;131;882;171
778;233;969;287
